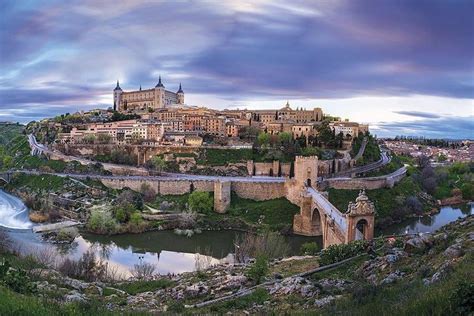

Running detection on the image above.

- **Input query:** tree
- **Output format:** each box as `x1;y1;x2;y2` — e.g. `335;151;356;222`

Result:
188;191;213;214
247;254;268;285
150;156;166;173
278;132;292;145
97;133;112;144
257;132;270;147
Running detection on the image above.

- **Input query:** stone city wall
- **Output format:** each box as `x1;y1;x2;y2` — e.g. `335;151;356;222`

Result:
246;160;291;177
98;177;285;201
324;167;406;190
231;182;286;201
99;178;214;195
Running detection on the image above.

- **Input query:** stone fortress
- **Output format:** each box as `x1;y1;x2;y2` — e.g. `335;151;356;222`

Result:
113;76;184;112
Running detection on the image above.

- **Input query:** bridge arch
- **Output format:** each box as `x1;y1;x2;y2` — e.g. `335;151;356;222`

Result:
310;207;323;235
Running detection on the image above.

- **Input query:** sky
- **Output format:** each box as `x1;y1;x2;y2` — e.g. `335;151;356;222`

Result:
0;0;473;139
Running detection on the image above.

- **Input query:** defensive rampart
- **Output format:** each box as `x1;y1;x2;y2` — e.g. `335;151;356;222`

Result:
323;167;406;190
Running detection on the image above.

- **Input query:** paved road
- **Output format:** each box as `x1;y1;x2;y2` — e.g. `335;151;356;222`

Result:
330;150;391;179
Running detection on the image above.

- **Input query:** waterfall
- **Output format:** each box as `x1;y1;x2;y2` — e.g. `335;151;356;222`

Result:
0;190;33;230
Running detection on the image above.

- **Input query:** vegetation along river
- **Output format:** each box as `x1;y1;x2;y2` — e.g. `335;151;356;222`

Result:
1;189;472;277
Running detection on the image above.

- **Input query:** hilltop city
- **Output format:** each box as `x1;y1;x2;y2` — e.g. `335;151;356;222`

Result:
54;77;368;150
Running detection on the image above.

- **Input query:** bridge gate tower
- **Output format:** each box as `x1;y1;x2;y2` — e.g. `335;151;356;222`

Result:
345;190;375;242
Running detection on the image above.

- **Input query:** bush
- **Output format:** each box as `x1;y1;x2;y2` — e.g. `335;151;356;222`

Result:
58;251;109;282
130;261;156;280
300;242;320;255
449;280;474;315
461;183;473;200
87;210;118;234
247;255;268;285
319;240;367;266
0;261;36;294
56;227;78;242
234;231;290;263
188;191;213;214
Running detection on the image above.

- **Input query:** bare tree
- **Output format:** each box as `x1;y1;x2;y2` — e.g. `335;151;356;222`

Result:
130;258;156;280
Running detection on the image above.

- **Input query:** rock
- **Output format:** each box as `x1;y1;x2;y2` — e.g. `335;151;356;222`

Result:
273;273;283;280
443;244;463;259
404;237;426;253
34;281;58;292
314;296;335;308
63;277;89;290
30;268;61;279
185;282;209;297
300;284;316;297
424;261;452;285
380;270;405;285
467;232;474;241
216;275;247;291
318;279;348;293
64;290;87;303
420;234;434;247
84;284;103;296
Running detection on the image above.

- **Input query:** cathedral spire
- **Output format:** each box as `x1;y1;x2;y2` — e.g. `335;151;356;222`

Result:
177;83;183;93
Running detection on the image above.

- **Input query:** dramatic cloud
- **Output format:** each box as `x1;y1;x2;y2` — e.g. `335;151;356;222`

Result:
373;116;474;139
0;0;473;138
393;111;441;119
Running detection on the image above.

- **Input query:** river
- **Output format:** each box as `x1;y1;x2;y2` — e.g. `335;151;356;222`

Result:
0;189;472;277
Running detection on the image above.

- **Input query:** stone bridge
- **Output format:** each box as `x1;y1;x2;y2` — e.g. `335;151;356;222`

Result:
27;135;378;248
289;156;376;248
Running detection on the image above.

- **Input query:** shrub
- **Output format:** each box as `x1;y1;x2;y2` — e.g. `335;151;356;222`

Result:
234;231;290;263
461;183;473;200
0;261;36;294
58;251;109;282
87;210;118;234
247;255;268;285
130;261;156;280
116;190;143;210
188;191;213;214
56;227;78;242
449;280;474;315
319;240;367;266
114;207;129;223
300;242;320;255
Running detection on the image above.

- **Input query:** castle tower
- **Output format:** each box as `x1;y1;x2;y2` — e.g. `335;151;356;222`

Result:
294;155;318;189
113;80;122;111
154;76;165;109
176;83;184;104
345;190;375;242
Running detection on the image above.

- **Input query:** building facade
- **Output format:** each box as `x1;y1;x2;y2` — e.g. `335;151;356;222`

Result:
113;77;184;112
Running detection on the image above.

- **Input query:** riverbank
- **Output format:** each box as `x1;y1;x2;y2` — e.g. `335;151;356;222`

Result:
1;212;472;315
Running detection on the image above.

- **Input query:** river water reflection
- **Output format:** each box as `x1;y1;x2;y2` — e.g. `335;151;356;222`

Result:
379;203;473;236
1;189;472;277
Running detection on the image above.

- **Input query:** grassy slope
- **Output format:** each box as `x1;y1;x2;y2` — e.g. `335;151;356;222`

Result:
320;218;473;315
328;176;424;218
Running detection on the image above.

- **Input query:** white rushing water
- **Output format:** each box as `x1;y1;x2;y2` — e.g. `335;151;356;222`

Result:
0;190;33;230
